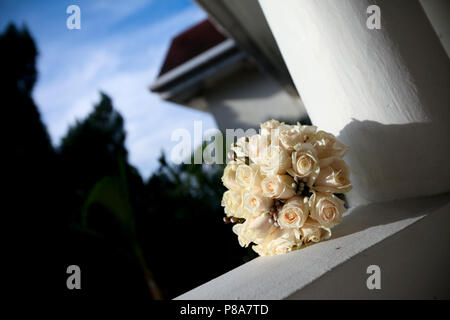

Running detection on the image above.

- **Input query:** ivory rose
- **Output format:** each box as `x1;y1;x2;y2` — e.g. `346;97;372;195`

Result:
299;124;318;143
278;125;303;152
260;145;290;175
300;225;321;243
230;135;269;164
243;192;273;216
309;191;346;228
261;174;296;199
230;136;247;158
289;143;320;186
315;157;352;193
247;134;269;164
260;119;282;136
310;130;349;159
221;190;250;219
232;223;252;247
221;161;241;191
300;218;331;244
233;213;275;247
235;163;263;193
253;237;293;256
278;124;318;151
222;119;352;256
277;196;309;229
252;228;299;256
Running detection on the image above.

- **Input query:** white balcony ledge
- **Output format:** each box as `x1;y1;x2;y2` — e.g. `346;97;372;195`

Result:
176;193;450;300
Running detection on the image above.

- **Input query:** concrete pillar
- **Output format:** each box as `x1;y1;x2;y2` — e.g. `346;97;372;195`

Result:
258;0;450;205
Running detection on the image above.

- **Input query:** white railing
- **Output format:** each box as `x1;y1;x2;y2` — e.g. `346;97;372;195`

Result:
176;193;450;299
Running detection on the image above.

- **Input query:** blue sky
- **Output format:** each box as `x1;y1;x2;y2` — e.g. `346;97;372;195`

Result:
0;0;218;178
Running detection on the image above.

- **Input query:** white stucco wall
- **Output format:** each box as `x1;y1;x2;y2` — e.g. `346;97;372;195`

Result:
204;65;308;132
290;196;450;299
258;0;450;206
420;0;450;57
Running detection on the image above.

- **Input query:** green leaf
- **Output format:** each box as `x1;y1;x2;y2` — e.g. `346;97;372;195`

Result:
81;175;135;235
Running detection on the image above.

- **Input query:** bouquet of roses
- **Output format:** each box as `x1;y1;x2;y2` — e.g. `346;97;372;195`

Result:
221;120;351;256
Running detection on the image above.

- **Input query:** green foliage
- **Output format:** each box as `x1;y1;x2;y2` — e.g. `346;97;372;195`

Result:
82;161;134;238
81;160;162;299
141;154;255;298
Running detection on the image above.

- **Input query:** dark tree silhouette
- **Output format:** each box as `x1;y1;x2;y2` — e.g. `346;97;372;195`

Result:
3;23;255;303
1;24;55;204
138;152;256;298
58;92;157;300
0;24;64;299
60;93;128;218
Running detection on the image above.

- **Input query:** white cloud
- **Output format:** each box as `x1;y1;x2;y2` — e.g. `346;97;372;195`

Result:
88;0;154;22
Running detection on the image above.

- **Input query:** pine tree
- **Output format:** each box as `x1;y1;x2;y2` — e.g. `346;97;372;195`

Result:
60;92;127;198
1;24;55;192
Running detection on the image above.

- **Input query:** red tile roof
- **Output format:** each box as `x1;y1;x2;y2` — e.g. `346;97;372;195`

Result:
158;19;228;76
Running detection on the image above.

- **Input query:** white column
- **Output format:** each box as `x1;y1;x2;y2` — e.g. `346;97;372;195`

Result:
420;0;450;57
258;0;450;205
